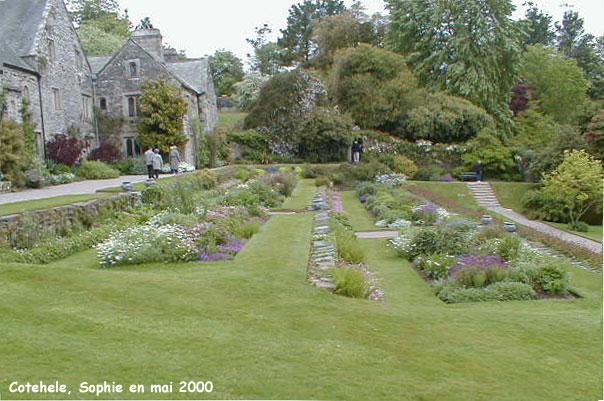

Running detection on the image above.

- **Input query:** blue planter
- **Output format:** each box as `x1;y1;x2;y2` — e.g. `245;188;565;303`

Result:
121;182;134;192
503;222;517;232
481;215;493;225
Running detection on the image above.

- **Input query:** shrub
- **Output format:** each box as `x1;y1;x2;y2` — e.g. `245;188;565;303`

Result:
333;161;389;185
371;153;419;177
452;266;508;288
568;221;589;232
96;225;198;267
329;267;370;299
150;211;200;227
415;253;457;280
412;165;446;181
46;134;88;166
235;219;262;239
89;142;122;163
296;108;353;162
315;176;330;187
407;229;439;261
78;161;120;179
227;130;270;153
534;264;571;295
355;182;378;197
260;172;297;196
496;235;522;261
111;158;135;175
437;282;536;303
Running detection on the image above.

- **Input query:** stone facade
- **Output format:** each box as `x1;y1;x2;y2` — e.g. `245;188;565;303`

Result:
92;29;218;164
0;0;95;156
1;0;217;164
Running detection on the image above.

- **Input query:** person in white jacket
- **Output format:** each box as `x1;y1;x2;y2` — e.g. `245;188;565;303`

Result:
152;149;164;179
144;147;155;179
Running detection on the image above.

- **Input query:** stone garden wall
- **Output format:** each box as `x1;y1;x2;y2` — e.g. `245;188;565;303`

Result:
0;193;140;247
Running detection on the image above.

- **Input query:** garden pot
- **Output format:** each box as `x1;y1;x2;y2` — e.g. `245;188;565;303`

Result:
121;182;134;192
503;222;517;232
481;215;493;225
145;179;156;187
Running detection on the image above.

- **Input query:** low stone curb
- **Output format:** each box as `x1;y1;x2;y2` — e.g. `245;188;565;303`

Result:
307;209;337;291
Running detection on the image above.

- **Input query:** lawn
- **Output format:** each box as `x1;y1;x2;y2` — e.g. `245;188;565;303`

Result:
407;181;480;209
341;190;390;231
0;193;113;216
490;182;540;212
0;180;601;400
217;111;247;131
277;178;316;210
548;221;603;243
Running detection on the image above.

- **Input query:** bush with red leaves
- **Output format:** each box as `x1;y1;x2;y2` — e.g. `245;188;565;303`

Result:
46;134;88;166
89;142;122;163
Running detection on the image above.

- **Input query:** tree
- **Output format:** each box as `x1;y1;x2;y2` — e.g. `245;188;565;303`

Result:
539;150;603;227
520;2;555;47
511;105;557;152
208;50;245;96
387;0;523;127
246;25;285;76
528;125;588;179
278;0;347;65
329;45;423;131
137;81;188;153
509;79;537;116
232;74;269;111
68;0;130;55
520;45;588;123
556;10;584;58
584;109;604;160
462;128;517;180
0;119;25;184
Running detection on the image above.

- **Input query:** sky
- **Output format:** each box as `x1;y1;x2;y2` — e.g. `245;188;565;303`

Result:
117;0;604;63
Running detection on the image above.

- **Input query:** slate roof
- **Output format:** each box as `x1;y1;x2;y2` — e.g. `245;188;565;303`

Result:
0;0;48;72
166;59;209;95
88;55;113;75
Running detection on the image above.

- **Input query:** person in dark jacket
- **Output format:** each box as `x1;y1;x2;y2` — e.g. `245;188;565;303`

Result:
352;140;362;164
475;160;484;182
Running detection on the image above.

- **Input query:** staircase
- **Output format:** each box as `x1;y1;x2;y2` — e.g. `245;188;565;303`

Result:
467;181;501;208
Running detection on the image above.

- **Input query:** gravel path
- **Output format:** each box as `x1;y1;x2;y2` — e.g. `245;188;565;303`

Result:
0;175;148;204
356;231;400;239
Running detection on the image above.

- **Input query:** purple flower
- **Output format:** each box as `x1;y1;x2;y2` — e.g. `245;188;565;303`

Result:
359;195;369;203
199;252;232;262
441;174;455;182
449;254;507;277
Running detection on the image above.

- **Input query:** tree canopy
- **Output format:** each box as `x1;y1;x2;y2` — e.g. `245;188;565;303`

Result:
209;50;245;96
386;0;522;127
137;81;188;153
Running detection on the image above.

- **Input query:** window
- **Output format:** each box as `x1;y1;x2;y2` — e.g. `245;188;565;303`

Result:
81;95;92;120
47;38;55;61
99;97;107;110
127;96;139;117
23;86;30;102
129;62;138;77
52;88;61;110
125;138;134;157
75;50;83;69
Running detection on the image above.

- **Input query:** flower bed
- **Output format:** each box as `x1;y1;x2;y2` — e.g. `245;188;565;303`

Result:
96;171;295;267
389;224;576;303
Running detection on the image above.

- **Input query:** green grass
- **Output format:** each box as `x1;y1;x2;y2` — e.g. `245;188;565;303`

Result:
548;221;603;243
341;191;390;231
217;111;247;131
0;193;113;216
408;181;480;209
276;179;316;210
490;182;540;212
0;179;601;400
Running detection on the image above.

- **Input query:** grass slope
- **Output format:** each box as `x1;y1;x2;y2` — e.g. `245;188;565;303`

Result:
341;191;389;231
277;179;316;210
548;222;603;243
0;194;113;216
490;182;539;212
217;111;247;131
408;181;480;209
0;182;601;400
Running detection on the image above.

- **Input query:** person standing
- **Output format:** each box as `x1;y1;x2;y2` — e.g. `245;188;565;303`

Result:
152;149;164;179
475;160;484;182
352;140;361;164
144;147;155;179
169;146;181;174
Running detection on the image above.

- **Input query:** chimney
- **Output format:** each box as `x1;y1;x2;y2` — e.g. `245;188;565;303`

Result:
132;29;164;61
164;47;180;62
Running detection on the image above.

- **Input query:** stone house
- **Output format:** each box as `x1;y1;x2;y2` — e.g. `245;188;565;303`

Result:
89;28;217;163
0;0;95;157
0;0;217;164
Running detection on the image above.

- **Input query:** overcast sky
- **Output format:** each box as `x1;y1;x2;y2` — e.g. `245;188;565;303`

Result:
118;0;604;63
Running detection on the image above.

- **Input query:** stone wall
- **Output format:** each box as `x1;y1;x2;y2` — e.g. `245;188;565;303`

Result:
94;40;199;161
34;0;95;142
0;193;140;247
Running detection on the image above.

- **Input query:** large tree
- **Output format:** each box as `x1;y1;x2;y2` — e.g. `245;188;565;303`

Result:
520;2;555;47
520;45;588;123
386;0;523;128
67;0;130;55
246;25;285;76
208;50;245;96
278;0;347;65
137;81;188;153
